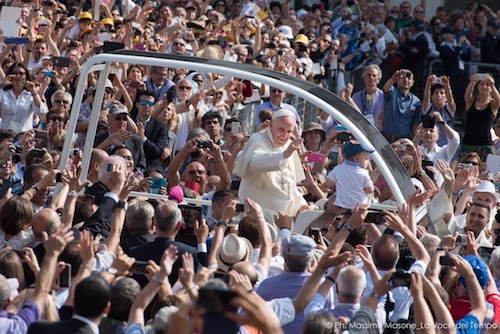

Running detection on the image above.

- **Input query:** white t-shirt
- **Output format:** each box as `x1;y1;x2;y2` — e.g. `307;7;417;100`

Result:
327;161;372;210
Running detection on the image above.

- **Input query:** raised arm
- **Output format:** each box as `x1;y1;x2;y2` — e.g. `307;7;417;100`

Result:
166;138;199;190
127;246;178;327
383;210;431;264
421;75;434;114
246;198;272;273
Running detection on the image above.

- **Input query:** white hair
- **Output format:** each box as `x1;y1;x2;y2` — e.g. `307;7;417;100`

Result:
337;265;366;300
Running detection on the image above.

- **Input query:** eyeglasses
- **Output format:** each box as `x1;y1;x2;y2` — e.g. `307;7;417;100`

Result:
54;99;70;105
178;86;192;90
271;88;283;93
139;100;155;107
114;115;128;121
173;42;185;46
50;116;64;122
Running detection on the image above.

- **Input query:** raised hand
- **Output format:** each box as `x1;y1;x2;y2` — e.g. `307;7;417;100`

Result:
159;245;179;278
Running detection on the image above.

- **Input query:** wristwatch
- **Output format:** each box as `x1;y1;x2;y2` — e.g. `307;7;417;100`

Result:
152;274;165;285
416;170;426;177
341;223;352;233
107;267;118;276
117;201;128;210
369;290;381;300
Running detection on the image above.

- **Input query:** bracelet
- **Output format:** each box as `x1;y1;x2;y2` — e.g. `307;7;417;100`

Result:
68;191;78;197
216;221;228;228
31;92;38;97
31;185;39;192
325;276;336;284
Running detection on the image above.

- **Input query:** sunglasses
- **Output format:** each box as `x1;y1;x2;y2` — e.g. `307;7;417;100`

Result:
139;100;155;107
466;161;479;166
173;42;185;46
114;115;128;121
54;99;70;104
178;86;192;90
50;116;64;122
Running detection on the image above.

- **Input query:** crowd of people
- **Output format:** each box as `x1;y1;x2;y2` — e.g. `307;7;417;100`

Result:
1;0;500;333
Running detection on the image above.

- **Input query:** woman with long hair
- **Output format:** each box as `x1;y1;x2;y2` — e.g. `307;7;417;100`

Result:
461;73;500;161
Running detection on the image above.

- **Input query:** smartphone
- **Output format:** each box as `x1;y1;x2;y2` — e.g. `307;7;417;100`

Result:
337;132;352;143
197;286;239;334
421;115;435;129
458;163;472;170
0;179;11;200
456;234;467;246
106;163;114;172
231;122;241;135
134;42;147;51
389;269;411;287
38;18;49;26
235;203;245;212
308;227;321;242
52;56;71;68
214;271;231;284
57;263;72;288
131;260;149;275
33;148;45;158
130;81;140;88
476;73;489;81
439;255;454;266
307;152;326;163
98;32;111;43
364;210;385;225
34;129;49;140
11;249;27;258
55;172;62;183
43;70;54;77
198;141;211;148
4;38;29;45
179;204;203;227
150;177;167;194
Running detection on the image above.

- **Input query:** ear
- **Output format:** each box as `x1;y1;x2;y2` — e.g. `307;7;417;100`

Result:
176;221;182;231
151;217;155;233
103;301;111;315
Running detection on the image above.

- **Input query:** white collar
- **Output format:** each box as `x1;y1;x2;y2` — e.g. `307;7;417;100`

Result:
73;315;99;334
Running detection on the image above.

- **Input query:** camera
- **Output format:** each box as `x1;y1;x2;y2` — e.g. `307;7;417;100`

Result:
389;269;411;287
198;141;211;148
421;115;435;129
456;234;467;246
148;12;159;22
71;148;80;157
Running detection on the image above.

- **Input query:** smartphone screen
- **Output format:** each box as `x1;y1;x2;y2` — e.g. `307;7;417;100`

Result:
57;263;72;288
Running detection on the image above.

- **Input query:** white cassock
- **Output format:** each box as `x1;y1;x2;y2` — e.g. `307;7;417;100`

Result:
233;128;307;219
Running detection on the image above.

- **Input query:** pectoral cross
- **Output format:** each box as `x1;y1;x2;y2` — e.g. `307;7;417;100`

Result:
279;177;290;199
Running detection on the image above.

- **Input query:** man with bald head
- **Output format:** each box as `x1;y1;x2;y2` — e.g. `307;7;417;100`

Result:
87;148;109;186
234;109;307;219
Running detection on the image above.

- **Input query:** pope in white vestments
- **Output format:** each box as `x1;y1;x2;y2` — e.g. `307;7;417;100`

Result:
233;109;307;219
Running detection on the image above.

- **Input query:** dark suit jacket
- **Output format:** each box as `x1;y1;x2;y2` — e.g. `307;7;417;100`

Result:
84;182;109;206
120;228;155;254
28;318;94;334
130;112;170;170
80;196;117;238
94;132;147;172
128;237;207;287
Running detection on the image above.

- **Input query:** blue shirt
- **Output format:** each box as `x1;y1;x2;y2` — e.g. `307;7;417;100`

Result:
257;271;311;334
455;313;481;334
1;301;40;334
381;87;421;137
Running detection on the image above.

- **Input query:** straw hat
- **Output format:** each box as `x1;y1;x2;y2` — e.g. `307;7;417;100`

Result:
216;233;253;272
195;45;224;60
